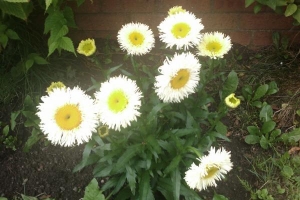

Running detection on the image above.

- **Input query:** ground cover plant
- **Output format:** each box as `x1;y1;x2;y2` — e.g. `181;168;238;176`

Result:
0;1;300;200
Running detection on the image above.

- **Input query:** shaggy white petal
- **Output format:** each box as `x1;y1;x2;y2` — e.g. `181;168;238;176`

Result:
158;11;204;50
94;75;143;131
184;147;233;191
197;32;232;59
117;22;155;55
37;87;98;147
154;52;201;103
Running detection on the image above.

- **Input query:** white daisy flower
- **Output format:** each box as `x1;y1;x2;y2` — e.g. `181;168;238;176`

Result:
184;147;233;191
158;11;204;50
117;22;155;55
37;87;98;147
154;52;201;103
197;31;232;59
94;75;142;131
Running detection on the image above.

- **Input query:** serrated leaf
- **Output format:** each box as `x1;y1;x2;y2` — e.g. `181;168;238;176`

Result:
48;25;69;45
261;120;276;134
164;155;182;175
171;167;181;200
44;10;66;34
254;4;262;13
245;135;260;144
57;36;75;54
112;144;141;174
6;29;20;40
0;1;32;20
83;178;105;200
47;41;58;57
139;171;154;200
285;3;297;16
63;6;77;28
45;0;52;11
126;166;137;195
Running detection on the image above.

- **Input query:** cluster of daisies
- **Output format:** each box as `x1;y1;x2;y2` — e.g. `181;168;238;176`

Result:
37;6;236;192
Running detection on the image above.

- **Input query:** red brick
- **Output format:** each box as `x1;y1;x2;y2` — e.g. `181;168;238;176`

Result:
251;31;272;47
69;30;118;42
101;0;124;13
69;0;101;13
213;0;245;12
75;14;128;31
201;13;239;30
123;0;155;12
225;31;252;46
240;13;294;30
129;13;165;36
155;0;211;13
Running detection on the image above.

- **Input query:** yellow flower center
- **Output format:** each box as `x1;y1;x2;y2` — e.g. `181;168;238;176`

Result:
108;90;128;113
129;31;145;46
206;41;222;53
204;165;220;179
229;96;238;104
170;69;190;89
82;42;94;54
171;22;191;39
55;104;82;130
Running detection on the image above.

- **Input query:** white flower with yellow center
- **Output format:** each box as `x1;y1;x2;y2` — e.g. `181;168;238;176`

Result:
37;87;98;147
168;6;186;15
225;93;240;108
117;22;155;55
77;38;96;56
184;147;233;191
154;52;201;103
158;11;204;50
94;75;142;131
197;32;232;59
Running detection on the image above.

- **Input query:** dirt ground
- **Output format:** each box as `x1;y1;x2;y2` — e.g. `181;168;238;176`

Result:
0;42;299;200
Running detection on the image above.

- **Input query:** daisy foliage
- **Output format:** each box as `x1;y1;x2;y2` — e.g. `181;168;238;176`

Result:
154;52;201;103
197;31;232;59
158;11;204;50
36;87;98;147
117;22;155;55
184;147;233;191
94;75;143;131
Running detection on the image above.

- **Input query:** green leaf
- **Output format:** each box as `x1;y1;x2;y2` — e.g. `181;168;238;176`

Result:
0;197;8;200
23;128;43;152
293;8;300;23
250;100;262;108
112;144;141;174
33;55;49;65
266;81;278;95
247;126;260;135
2;125;9;136
245;0;255;7
45;0;52;11
93;164;113;177
252;84;268;101
221;70;238;100
73;140;95;172
126;166;137;195
281;128;300;143
215;121;227;135
285;3;297;16
57;36;75;54
164;155;182;176
4;0;29;2
171;167;181;200
63;7;77;28
281;165;294;178
245;135;260;144
83;178;105;200
44;10;65;34
254;4;262;13
10;111;20;130
47;41;59;57
0;1;33;20
21;194;38;200
213;193;229;200
139;171;154;200
261;120;276;134
6;29;20;40
48;24;68;44
259;103;273;122
25;59;34;72
259;135;269;149
0;34;8;48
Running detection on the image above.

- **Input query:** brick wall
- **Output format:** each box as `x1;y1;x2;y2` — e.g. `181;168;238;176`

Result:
69;0;300;49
